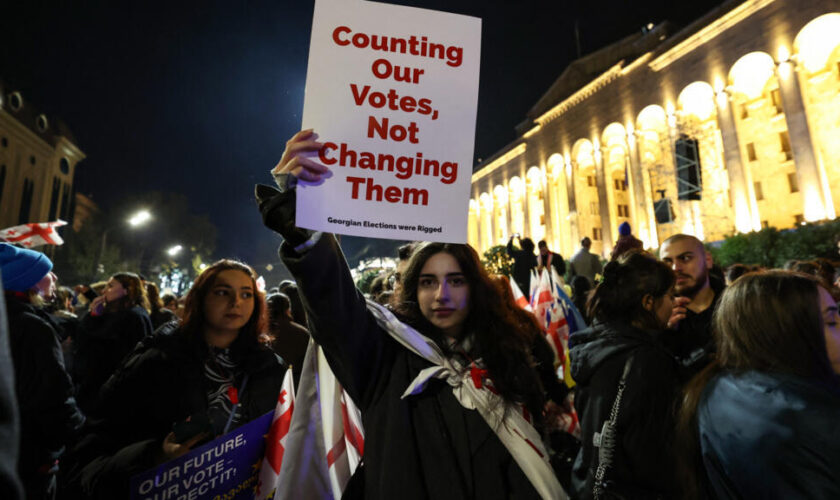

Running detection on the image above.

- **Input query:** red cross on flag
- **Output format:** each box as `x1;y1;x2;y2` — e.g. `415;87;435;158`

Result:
0;220;67;247
255;367;296;500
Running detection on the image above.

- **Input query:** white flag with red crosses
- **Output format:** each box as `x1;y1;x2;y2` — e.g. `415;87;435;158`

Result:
255;367;296;500
0;220;67;247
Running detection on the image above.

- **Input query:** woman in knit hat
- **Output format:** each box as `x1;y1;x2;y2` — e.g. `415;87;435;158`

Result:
610;222;644;261
1;243;85;500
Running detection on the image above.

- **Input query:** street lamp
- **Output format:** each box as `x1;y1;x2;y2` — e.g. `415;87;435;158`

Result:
128;210;152;227
93;209;152;280
166;244;183;256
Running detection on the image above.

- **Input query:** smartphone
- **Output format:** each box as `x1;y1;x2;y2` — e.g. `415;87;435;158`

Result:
172;413;213;444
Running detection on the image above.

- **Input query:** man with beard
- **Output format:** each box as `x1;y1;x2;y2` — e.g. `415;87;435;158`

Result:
659;234;724;381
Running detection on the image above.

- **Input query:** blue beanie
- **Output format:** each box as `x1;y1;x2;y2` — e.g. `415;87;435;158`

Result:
618;221;632;237
0;243;53;293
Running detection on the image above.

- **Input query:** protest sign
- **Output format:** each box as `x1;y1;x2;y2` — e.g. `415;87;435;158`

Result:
130;411;273;500
298;0;481;243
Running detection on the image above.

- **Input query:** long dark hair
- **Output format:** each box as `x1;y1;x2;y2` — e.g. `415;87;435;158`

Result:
180;259;267;350
676;271;839;499
587;250;674;329
391;242;545;422
107;272;150;313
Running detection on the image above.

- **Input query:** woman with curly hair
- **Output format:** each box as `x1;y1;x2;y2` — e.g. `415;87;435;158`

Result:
66;260;285;499
254;129;564;499
72;272;153;413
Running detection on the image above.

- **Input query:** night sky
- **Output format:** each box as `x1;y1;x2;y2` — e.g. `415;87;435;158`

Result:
1;0;722;271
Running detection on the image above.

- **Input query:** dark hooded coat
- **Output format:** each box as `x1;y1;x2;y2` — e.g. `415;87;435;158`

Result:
568;320;680;499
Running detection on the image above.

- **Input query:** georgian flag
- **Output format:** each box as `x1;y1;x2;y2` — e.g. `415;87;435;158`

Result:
272;342;365;500
508;276;532;311
255;367;296;500
0;220;67;247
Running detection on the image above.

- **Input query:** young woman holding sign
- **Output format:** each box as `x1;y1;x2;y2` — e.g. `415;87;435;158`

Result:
65;260;285;499
254;129;565;499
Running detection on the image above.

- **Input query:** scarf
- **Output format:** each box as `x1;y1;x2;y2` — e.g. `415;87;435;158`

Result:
366;300;567;500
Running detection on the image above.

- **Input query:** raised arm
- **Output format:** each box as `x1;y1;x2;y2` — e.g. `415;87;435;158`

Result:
255;130;393;408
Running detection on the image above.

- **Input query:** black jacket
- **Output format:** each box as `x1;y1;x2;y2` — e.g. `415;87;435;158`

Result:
72;305;153;413
667;276;725;384
259;185;544;499
67;326;285;499
698;371;840;499
5;295;84;481
568;320;679;499
507;239;537;299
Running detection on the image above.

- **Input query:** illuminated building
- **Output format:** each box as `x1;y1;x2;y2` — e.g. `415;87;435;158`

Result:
0;81;85;231
469;0;840;258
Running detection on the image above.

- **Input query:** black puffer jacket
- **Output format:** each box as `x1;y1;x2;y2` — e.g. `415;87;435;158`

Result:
67;326;285;499
568;320;679;499
5;294;84;485
72;305;153;413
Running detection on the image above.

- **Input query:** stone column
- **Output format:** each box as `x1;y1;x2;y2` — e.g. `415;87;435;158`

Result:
715;91;759;233
541;174;553;248
566;158;580;252
593;148;613;255
777;60;832;222
626;133;653;247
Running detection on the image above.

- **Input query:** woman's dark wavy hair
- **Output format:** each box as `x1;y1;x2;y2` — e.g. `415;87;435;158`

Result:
587;249;674;328
107;272;151;313
391;242;545;422
676;271;840;499
179;259;268;349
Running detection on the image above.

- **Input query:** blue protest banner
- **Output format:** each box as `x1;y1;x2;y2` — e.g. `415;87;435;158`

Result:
130;411;273;500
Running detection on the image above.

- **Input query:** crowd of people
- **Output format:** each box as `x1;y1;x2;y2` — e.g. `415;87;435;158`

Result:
0;128;838;499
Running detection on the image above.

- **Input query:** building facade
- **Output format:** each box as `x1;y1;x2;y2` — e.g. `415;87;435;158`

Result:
469;0;840;259
0;82;85;232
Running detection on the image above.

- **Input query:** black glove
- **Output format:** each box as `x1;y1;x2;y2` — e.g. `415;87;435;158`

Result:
254;183;315;249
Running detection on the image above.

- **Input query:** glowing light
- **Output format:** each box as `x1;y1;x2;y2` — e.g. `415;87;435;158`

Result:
678;81;716;121
573;139;594;167
128;210;152;227
547;153;564;178
794;14;840;73
479;192;492;210
469;199;478;211
493;184;508;205
527;166;544;187
636;105;667;132
777;45;791;63
509;176;524;200
166;245;183;256
729;52;775;99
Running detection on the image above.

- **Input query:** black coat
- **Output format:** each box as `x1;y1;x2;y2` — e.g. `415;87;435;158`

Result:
507;239;537;299
568;320;679;499
67;326;285;499
279;234;543;499
665;277;725;384
72;306;153;413
5;295;84;487
698;371;840;499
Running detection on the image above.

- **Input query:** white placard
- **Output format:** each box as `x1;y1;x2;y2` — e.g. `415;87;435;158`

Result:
297;0;481;243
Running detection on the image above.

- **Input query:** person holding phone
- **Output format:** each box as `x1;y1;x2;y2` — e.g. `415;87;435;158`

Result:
72;273;153;414
65;260;285;499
